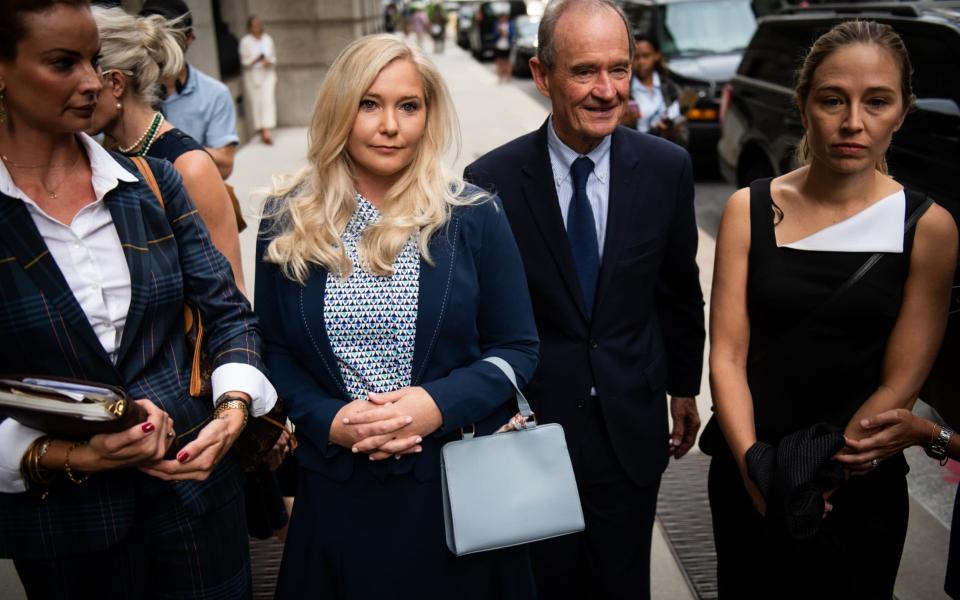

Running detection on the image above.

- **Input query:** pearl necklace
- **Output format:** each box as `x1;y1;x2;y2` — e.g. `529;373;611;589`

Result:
119;112;164;155
137;112;165;157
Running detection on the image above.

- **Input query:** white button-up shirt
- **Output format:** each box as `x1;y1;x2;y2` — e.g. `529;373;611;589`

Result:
0;133;277;492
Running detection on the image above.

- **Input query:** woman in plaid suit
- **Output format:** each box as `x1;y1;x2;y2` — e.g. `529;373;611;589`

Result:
0;1;276;597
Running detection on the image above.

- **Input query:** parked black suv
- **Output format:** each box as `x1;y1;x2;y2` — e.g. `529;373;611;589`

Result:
718;2;960;213
616;0;758;159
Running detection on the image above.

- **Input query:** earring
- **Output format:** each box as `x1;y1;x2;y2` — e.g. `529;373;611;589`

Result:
0;91;6;126
116;101;122;112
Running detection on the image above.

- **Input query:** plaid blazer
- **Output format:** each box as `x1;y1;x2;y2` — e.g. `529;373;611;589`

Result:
0;154;265;559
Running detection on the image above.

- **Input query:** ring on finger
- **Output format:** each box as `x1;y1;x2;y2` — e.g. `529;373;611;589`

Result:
870;458;880;469
166;430;176;439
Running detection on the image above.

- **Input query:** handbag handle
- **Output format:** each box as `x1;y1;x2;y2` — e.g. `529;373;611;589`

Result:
482;356;535;430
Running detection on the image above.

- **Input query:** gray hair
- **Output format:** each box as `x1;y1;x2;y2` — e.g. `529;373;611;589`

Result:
92;6;185;106
537;0;634;71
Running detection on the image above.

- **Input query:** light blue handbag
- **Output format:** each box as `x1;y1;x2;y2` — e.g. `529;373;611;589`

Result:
440;357;585;556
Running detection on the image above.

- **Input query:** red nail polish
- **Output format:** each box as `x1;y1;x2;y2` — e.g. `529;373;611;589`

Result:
142;422;155;433
177;451;189;463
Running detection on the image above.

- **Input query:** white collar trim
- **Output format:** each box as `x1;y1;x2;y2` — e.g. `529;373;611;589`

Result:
0;133;138;204
782;190;905;253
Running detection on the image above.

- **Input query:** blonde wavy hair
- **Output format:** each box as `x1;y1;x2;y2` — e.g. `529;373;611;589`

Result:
263;34;484;284
92;6;185;106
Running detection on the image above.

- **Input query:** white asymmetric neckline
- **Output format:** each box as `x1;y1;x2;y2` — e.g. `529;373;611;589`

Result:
781;190;905;253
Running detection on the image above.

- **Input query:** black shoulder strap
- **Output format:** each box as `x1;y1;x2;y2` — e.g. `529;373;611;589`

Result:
750;193;934;366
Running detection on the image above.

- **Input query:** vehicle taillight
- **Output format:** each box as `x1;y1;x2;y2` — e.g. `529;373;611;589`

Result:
687;107;719;121
719;83;733;126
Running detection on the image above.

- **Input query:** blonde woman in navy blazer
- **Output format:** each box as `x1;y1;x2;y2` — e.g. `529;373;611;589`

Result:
255;35;540;599
0;2;275;597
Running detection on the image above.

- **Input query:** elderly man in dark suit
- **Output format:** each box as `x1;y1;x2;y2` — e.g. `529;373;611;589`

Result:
465;0;705;597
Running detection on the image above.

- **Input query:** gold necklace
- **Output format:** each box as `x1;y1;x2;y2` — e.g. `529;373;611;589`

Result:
1;152;81;200
0;153;76;169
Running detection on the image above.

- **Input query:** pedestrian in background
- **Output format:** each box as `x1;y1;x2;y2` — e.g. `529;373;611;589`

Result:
411;5;428;48
240;15;277;146
621;34;687;147
465;0;705;598
705;19;957;598
255;33;540;599
494;14;513;83
88;5;246;293
0;1;277;596
140;0;239;179
384;2;399;34
429;2;447;54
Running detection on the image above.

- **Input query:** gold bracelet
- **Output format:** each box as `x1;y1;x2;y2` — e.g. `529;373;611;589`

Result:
21;437;53;485
64;441;90;485
214;399;249;429
33;438;52;484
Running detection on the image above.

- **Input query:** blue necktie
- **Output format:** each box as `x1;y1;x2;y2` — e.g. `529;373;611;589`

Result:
567;156;599;315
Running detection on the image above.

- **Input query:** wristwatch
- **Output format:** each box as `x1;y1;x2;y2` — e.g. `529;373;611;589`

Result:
926;424;954;463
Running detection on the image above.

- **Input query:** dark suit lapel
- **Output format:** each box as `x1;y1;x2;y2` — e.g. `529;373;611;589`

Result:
0;195;117;376
109;183;153;366
521;123;589;320
411;215;458;384
596;128;642;304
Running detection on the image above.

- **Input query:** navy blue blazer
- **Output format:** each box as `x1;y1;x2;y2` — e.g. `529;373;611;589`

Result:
465;122;705;486
0;155;264;559
255;191;539;482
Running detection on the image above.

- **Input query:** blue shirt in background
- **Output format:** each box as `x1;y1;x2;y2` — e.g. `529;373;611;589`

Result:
162;64;239;149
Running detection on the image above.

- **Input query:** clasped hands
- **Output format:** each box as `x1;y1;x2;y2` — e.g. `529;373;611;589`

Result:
73;395;248;482
329;386;443;461
834;408;928;474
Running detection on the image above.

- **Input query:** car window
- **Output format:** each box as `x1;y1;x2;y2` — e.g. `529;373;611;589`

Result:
621;3;655;38
900;27;960;103
483;1;526;18
517;19;540;38
740;18;960;102
738;22;816;89
660;0;757;56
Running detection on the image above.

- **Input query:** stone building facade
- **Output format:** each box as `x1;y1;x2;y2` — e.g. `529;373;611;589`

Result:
123;0;383;131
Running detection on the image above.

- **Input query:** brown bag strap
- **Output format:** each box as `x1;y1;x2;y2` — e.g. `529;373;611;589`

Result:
130;156;206;396
130;156;164;208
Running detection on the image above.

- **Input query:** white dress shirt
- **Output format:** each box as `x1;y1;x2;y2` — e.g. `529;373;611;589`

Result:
0;133;277;492
546;116;612;259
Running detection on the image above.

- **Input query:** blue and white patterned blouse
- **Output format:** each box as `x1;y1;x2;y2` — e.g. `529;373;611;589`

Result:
324;194;420;401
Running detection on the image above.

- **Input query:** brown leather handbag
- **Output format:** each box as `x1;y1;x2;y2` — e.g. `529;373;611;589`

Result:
131;156;294;470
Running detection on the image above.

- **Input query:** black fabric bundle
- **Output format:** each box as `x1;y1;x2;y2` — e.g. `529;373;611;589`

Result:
746;423;846;540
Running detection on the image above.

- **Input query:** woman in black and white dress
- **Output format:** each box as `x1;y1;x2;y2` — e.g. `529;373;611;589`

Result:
705;20;957;599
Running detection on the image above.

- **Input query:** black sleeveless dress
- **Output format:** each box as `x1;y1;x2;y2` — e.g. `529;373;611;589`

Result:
704;178;920;599
143;127;204;163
